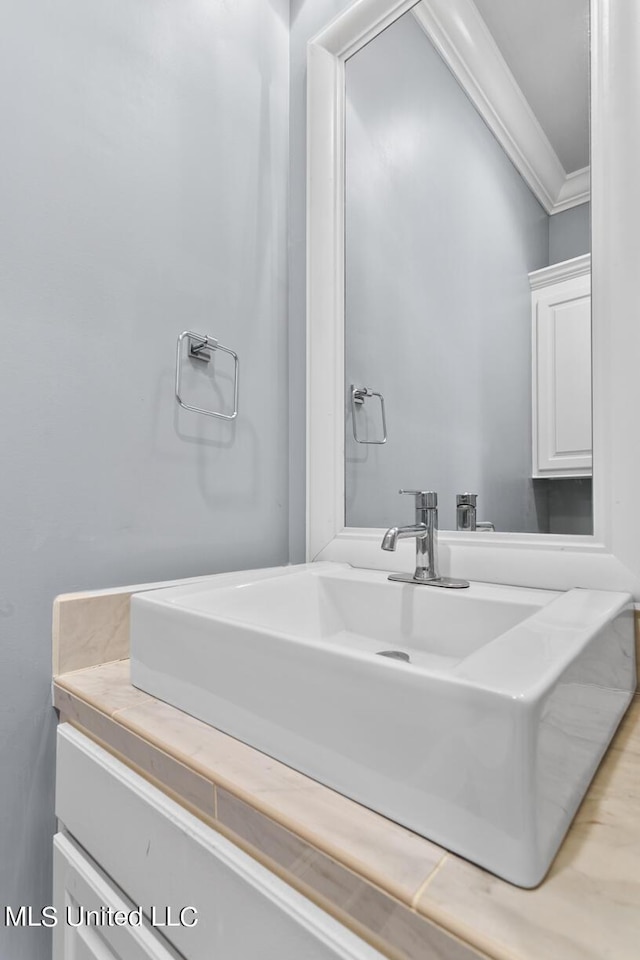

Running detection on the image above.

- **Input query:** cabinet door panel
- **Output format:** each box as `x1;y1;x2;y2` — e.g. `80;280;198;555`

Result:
552;298;592;456
61;927;118;960
532;270;592;477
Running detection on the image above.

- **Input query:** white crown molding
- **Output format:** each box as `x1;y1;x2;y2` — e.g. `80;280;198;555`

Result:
555;166;591;211
529;253;591;290
412;0;589;215
308;0;418;59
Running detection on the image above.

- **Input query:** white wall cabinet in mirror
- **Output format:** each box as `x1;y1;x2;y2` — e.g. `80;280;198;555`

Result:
531;255;592;479
307;0;640;596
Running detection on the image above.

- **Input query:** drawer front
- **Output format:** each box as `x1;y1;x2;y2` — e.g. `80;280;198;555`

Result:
53;832;182;960
55;724;384;960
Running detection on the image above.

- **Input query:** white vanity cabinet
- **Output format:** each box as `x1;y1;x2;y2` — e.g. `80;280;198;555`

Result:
54;724;384;960
530;254;592;477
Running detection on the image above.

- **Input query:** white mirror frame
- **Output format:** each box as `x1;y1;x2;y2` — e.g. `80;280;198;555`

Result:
306;0;640;597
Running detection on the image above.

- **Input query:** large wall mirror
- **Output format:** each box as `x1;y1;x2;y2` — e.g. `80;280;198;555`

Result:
307;0;640;596
344;0;592;536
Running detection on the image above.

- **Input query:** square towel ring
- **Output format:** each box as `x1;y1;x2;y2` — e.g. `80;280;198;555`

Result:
350;385;387;444
175;330;239;421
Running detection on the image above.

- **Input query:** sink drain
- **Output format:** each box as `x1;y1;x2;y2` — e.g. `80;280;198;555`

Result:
376;650;411;663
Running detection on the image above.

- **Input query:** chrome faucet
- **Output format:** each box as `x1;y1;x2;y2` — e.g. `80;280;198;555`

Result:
382;490;469;588
456;493;495;532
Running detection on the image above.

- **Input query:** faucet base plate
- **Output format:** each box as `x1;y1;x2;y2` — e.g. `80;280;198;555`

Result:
388;573;470;589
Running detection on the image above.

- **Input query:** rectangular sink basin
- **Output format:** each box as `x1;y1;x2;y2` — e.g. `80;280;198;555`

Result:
130;562;636;887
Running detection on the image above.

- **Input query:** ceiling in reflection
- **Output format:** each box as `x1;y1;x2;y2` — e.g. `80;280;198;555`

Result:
472;0;589;173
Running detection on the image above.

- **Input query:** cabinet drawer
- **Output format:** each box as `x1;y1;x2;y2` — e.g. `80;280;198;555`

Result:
56;724;384;960
53;832;182;960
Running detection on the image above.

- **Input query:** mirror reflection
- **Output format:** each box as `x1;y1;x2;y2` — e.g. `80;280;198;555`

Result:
344;0;592;535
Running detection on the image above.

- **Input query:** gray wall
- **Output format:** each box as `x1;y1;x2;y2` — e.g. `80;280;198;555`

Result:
0;2;288;958
344;13;550;533
545;478;593;534
549;202;591;262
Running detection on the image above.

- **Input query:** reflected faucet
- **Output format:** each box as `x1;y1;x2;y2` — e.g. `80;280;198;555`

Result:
456;494;495;532
382;490;469;588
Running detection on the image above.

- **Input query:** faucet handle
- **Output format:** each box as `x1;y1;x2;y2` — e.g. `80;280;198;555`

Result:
399;490;437;508
456;493;477;507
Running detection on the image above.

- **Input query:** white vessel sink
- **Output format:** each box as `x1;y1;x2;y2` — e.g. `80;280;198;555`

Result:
130;562;636;887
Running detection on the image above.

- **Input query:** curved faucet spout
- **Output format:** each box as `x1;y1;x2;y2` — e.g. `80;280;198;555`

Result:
382;490;470;587
381;523;427;552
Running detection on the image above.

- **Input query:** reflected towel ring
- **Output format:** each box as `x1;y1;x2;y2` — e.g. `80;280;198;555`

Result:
351;385;387;444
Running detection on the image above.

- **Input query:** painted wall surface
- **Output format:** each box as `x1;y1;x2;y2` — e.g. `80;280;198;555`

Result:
549;202;591;262
546;478;593;534
0;2;288;958
344;12;550;533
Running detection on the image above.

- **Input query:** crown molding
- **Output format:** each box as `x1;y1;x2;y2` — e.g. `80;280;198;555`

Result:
555;166;590;211
529;253;591;290
412;0;589;215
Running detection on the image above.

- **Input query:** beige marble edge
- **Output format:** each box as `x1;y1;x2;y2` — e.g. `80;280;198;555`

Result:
54;663;447;908
53;672;445;906
406;852;547;960
52;570;226;677
124;729;448;907
207;812;402;960
209;803;493;960
53;592;133;676
63;712;220;830
411;860;517;960
54;682;492;960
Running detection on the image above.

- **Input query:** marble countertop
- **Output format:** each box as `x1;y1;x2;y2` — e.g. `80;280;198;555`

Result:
52;583;640;960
